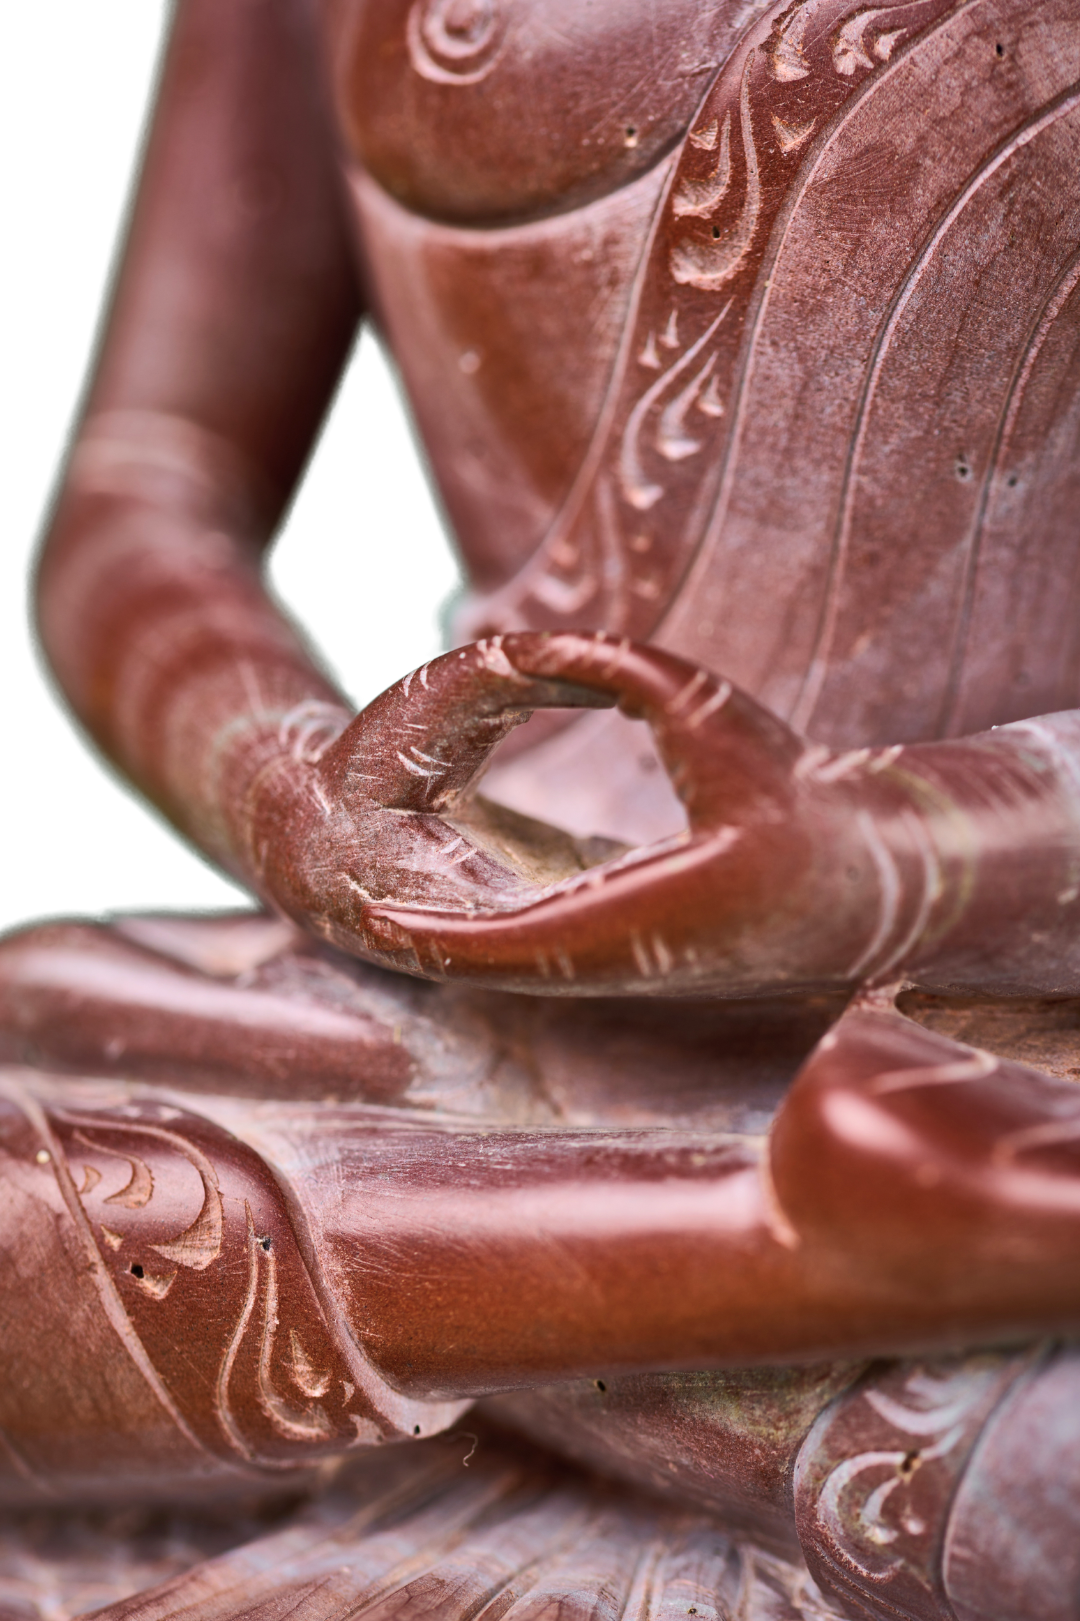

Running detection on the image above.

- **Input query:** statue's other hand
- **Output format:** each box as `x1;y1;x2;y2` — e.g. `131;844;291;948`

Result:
247;634;935;996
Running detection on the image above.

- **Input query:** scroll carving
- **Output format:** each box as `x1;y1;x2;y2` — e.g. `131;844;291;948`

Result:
460;0;961;647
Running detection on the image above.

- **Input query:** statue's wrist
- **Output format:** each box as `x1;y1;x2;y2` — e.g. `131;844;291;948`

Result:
856;720;1080;989
203;698;352;892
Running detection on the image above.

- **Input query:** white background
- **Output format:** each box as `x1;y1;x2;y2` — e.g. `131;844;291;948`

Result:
0;0;459;936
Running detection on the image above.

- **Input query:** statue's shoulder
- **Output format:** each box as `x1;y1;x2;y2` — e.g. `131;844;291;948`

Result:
323;0;758;225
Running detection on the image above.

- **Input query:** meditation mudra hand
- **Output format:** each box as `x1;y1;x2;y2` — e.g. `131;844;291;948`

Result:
225;629;1080;998
5;0;1080;1617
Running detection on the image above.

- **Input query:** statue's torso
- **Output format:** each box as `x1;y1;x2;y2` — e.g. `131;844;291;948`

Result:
321;0;1080;817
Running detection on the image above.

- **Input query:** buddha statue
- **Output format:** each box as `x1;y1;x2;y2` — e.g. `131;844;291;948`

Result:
1;1;1079;1617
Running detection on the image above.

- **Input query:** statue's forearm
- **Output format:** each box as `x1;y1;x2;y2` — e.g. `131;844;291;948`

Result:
39;460;349;879
836;713;1080;993
35;0;361;880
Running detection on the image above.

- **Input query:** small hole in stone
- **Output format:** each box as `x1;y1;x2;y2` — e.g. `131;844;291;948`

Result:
995;41;1005;57
594;1379;607;1392
898;1449;920;1478
624;125;639;148
955;455;972;481
130;1264;144;1279
1007;473;1019;487
259;1236;272;1251
414;1425;422;1435
712;225;721;239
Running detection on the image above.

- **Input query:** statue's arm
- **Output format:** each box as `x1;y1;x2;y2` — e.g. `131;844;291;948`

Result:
34;0;1080;999
37;0;361;876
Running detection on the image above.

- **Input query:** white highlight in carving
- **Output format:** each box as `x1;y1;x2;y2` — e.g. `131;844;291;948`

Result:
75;1132;155;1209
674;111;732;222
277;700;345;765
133;1268;177;1301
873;806;941;977
870;1049;997;1097
671;58;762;291
846;811;901;980
875;28;905;60
145;1133;223;1271
619;305;732;510
395;751;444;779
666;670;709;715
406;0;504;86
815;1364;1002;1580
216;1205;264;1459
817;1450;907;1567
150;1183;223;1271
657;356;720;463
770;4;813;81
529;569;599;614
638;332;662;370
258;1253;333;1441
685;681;732;730
630;931;653;978
994;1114;1080;1164
772;113;817;155
674;115;733;219
833;10;906;76
4;1087;212;1460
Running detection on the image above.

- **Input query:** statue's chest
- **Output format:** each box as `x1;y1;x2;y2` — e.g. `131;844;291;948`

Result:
323;0;746;225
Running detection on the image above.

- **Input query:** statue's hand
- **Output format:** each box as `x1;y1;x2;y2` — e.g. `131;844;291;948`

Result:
244;633;950;995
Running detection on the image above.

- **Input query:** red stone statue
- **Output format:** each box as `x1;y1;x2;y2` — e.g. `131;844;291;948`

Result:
2;2;1080;1617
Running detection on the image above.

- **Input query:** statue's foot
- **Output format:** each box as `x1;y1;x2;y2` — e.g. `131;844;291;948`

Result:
0;909;833;1125
2;913;1080;1617
0;913;1078;1401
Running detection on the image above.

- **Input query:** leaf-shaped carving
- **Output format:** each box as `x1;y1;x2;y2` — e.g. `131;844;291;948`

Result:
673;115;732;219
289;1329;332;1399
104;1155;153;1208
769;1;814;80
258;1252;332;1441
833;13;876;73
670;59;761;291
74;1130;153;1208
132;1266;177;1300
773;114;817;154
149;1171;223;1270
657;356;719;462
619;304;732;508
833;8;909;76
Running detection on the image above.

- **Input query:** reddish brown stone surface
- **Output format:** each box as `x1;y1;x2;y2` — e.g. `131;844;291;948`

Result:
5;1;1080;1615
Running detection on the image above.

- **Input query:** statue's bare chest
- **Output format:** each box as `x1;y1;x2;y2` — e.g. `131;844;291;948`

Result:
321;0;1080;763
323;0;739;225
